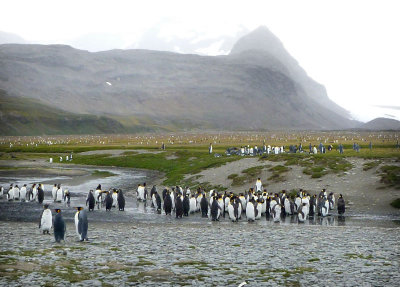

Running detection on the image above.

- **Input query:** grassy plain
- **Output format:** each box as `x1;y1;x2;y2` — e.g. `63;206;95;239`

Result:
0;132;399;193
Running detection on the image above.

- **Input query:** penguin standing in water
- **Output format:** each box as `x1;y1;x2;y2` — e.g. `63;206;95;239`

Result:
150;185;157;207
235;196;243;219
321;198;330;217
175;195;183;218
255;199;263;220
13;185;20;201
337;194;346;215
20;184;27;202
39;204;52;234
154;192;162;214
31;184;38;202
53;209;66;243
183;194;190;216
164;191;173;215
37;184;44;204
74;207;88;241
112;189;118;207
271;204;281;222
7;184;14;201
317;195;324;216
309;195;317;217
55;184;63;203
117;189;125;211
246;198;256;222
298;203;309;223
284;197;293;215
64;190;71;207
52;184;58;201
210;196;221;221
189;194;197;214
328;192;335;210
217;194;225;218
105;191;113;211
95;185;102;206
86;190;95;211
200;193;208;217
228;197;240;222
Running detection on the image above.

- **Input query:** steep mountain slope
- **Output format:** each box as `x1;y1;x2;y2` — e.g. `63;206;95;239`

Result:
230;26;349;119
0;27;358;134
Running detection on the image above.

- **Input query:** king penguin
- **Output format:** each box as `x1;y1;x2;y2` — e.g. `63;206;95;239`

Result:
200;193;209;217
154;192;162;214
150;185;157;207
39;204;52;234
53;209;66;243
105;191;113;211
183;194;190;216
189;194;197;214
86;190;95;211
74;207;88;241
337;194;345;215
163;191;172;215
246;198;256;222
117;189;125;211
175;194;183;218
112;189;118;207
298;203;309;223
20;184;27;202
210;196;221;221
328;192;335;210
271;203;281;222
37;184;44;204
52;184;58;201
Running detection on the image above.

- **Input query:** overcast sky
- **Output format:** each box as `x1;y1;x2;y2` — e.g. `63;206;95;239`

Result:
2;0;400;122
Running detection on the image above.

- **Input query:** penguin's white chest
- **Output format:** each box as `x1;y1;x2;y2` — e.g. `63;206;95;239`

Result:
246;203;255;220
41;210;52;231
75;212;81;237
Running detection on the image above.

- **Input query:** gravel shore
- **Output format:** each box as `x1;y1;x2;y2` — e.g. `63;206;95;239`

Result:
0;219;399;287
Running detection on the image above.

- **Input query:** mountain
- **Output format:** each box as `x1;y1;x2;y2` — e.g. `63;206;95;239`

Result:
0;31;27;45
230;26;350;119
358;117;400;130
0;27;359;135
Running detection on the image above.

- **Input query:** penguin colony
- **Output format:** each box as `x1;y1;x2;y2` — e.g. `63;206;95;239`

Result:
2;180;346;243
144;184;345;223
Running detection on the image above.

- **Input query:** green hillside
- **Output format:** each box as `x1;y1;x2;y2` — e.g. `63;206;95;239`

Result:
0;90;129;135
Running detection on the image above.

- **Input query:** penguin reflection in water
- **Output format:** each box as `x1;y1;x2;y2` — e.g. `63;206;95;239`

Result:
74;207;88;241
53;209;66;243
39;204;52;234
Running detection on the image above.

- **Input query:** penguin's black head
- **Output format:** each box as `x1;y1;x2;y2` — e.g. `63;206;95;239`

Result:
44;204;49;209
339;194;343;198
75;207;83;211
